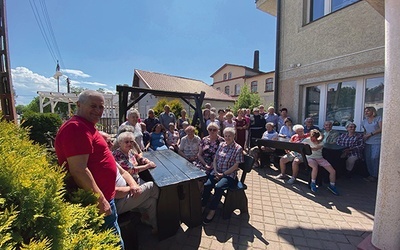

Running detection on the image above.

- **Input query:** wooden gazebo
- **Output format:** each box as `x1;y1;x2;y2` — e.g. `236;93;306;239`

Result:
117;85;206;136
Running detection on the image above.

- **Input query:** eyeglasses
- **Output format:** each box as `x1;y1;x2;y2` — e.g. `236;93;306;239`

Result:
208;128;218;132
124;140;134;144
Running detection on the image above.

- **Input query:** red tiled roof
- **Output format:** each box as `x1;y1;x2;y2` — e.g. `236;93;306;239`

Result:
135;69;235;102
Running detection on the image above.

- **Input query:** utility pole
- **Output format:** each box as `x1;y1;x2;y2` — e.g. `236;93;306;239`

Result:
0;0;17;123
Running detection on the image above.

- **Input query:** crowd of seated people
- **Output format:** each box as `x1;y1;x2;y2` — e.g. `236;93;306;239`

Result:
98;103;380;230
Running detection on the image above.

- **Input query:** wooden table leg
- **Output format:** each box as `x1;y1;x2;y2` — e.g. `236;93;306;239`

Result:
179;181;202;228
157;186;181;241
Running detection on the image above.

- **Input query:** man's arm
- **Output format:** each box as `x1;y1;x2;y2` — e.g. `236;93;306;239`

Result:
67;154;111;216
115;163;141;199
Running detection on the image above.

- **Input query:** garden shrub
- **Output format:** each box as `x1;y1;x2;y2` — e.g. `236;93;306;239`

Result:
153;98;184;119
0;119;119;249
20;112;62;145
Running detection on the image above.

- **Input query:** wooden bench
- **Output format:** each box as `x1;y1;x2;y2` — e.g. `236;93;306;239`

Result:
222;154;254;219
256;139;316;184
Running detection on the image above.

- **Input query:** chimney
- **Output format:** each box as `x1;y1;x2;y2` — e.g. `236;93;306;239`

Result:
253;50;259;71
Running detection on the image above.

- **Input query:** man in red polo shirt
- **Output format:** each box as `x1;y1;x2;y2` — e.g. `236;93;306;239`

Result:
55;90;123;248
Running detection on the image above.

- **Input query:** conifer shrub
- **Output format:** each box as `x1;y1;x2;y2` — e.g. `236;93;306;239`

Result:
0;119;119;249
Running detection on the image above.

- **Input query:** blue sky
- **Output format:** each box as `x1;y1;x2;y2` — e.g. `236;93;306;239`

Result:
7;0;276;105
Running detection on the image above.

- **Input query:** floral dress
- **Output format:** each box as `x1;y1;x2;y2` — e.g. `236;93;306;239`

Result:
194;136;225;175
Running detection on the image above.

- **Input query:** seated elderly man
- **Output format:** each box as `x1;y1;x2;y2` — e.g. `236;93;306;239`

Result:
249;122;278;168
304;117;320;133
276;124;310;184
100;131;159;234
336;122;365;177
322;121;339;145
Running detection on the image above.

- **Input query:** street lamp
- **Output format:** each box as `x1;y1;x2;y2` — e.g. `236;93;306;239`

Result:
53;61;62;92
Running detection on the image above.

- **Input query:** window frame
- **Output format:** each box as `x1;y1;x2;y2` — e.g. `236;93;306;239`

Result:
265;78;274;92
251;81;258;93
224;86;230;95
234;84;241;96
306;0;359;23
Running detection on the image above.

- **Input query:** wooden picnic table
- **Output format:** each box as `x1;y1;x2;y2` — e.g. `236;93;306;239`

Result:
143;150;206;241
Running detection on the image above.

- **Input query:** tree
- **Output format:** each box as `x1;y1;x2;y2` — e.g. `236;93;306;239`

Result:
233;85;262;115
70;86;87;94
153;98;184;119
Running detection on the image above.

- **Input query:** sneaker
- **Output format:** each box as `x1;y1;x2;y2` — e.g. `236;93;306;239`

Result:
287;177;296;184
310;182;317;193
328;185;339;195
276;173;286;179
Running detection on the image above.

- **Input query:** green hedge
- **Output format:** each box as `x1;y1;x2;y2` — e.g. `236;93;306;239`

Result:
0;119;119;249
20;112;62;145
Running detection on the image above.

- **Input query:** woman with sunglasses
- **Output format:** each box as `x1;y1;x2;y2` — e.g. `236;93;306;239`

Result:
112;131;156;180
111;131;159;233
194;122;225;175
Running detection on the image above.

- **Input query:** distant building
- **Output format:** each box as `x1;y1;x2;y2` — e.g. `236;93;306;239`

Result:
132;69;235;118
256;0;384;128
211;51;275;107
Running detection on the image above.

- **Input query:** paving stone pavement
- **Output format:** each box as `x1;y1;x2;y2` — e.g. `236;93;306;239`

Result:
133;165;377;250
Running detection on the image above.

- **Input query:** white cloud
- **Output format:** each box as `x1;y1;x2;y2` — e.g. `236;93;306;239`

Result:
62;69;91;78
81;81;108;87
11;66;114;105
12;67;58;105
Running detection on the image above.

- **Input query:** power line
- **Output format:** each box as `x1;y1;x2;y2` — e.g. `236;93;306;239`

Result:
28;0;65;69
39;0;65;68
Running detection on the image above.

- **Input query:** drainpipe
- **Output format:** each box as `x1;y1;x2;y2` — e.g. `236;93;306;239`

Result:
273;0;282;109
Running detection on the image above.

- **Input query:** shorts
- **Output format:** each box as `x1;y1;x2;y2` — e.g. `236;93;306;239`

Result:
307;158;331;168
282;151;303;162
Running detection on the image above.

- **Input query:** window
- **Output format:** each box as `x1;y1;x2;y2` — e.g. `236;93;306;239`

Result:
223;73;227;80
309;0;359;22
224;86;230;95
325;81;356;126
265;78;273;92
234;84;240;96
305;86;321;126
228;72;232;79
303;75;384;129
365;77;384;117
251;81;258;93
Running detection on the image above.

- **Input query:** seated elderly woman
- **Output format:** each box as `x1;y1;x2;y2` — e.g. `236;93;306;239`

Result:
194;122;225;175
112;131;156;181
178;125;201;162
201;127;244;225
276;124;310;184
100;131;159;233
249;122;279;168
336;122;365;177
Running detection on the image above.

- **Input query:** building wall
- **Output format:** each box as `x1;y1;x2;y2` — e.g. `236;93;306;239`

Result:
278;1;384;126
212;65;275;107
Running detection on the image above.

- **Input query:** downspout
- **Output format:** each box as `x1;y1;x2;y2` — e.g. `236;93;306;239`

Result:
273;0;282;109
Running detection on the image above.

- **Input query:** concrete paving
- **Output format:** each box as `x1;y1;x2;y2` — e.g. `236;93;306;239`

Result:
133;165;377;249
